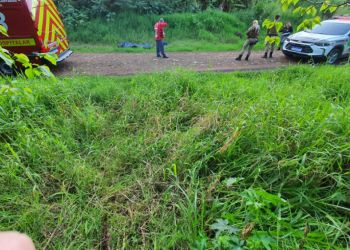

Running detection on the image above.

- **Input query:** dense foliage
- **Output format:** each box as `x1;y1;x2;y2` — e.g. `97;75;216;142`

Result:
58;0;257;15
56;0;281;27
0;26;56;78
58;0;349;50
65;10;305;52
1;66;350;249
67;11;249;46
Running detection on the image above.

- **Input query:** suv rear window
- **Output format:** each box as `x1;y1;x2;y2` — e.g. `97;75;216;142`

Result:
309;22;350;35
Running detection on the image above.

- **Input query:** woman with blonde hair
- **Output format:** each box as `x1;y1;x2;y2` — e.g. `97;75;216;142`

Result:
235;20;260;61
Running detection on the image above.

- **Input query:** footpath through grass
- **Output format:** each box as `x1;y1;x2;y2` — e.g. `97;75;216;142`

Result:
1;65;350;249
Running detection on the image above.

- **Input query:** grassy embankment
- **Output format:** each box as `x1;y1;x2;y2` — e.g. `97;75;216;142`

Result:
68;11;267;53
1;65;350;249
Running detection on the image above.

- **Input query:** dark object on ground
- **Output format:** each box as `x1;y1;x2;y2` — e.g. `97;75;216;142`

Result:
118;42;152;49
234;32;243;39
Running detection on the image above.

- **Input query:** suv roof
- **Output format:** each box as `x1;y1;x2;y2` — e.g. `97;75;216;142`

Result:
332;16;350;22
324;19;350;24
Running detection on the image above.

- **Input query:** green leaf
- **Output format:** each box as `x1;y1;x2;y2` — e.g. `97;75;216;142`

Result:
311;6;317;16
282;3;289;12
0;49;14;67
262;19;271;29
43;53;58;66
210;219;239;236
313;16;321;25
249;231;276;250
320;3;328;12
23;87;32;94
293;6;301;14
329;6;337;13
0;25;8;37
225;177;244;187
25;68;35;79
37;65;55;78
15;53;30;65
276;22;283;32
255;189;287;206
297;22;305;31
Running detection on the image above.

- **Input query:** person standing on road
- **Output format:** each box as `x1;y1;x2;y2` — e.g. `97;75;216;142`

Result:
235;20;260;61
262;15;281;58
154;18;168;58
278;21;293;50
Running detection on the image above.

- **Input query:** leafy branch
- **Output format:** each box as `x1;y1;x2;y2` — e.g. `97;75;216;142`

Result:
280;0;349;31
0;25;56;78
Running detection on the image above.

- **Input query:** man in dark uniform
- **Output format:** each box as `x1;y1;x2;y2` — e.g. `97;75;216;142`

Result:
278;21;293;50
235;20;260;61
262;15;281;58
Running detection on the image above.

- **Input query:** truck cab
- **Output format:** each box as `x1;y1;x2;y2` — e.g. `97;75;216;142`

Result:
0;0;72;65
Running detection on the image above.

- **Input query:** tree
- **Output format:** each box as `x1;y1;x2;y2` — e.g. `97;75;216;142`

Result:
279;0;350;30
260;0;349;46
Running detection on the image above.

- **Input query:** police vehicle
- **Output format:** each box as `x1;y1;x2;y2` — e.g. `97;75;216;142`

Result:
282;16;350;64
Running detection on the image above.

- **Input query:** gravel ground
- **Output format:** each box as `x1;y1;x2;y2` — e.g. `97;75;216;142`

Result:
54;51;296;76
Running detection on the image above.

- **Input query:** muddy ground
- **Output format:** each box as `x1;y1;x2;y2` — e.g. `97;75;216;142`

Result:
54;51;296;76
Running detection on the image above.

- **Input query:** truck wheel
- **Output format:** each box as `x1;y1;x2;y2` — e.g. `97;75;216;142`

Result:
0;61;14;76
327;49;340;64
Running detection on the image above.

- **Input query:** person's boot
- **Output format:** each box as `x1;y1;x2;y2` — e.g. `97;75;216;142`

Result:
235;54;242;61
245;55;250;61
162;55;169;58
269;52;273;58
262;52;268;58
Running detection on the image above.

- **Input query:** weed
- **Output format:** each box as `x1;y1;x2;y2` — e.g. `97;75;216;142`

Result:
0;65;350;249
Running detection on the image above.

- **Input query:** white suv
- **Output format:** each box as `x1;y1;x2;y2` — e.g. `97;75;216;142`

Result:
282;17;350;64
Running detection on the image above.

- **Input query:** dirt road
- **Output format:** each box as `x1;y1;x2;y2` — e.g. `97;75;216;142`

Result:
55;51;295;76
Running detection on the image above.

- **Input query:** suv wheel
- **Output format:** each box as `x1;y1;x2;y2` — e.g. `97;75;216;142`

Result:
327;49;341;64
0;60;14;76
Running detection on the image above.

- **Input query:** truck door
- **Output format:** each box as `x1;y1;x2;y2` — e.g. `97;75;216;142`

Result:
32;0;69;54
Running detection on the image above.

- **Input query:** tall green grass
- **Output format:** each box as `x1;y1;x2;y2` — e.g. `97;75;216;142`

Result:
69;11;245;43
67;9;307;53
68;10;261;52
1;65;350;249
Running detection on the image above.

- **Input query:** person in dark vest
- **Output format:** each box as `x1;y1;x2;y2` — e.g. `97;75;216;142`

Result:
278;21;293;50
154;18;168;58
235;20;260;61
262;15;281;58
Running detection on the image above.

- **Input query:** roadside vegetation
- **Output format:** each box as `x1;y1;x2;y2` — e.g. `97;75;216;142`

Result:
65;7;306;53
68;11;261;53
1;65;350;249
61;0;349;53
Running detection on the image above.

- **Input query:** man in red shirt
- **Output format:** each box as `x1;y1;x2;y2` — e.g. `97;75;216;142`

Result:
154;18;168;58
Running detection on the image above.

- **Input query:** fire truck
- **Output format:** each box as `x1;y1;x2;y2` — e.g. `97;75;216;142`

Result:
0;0;72;74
